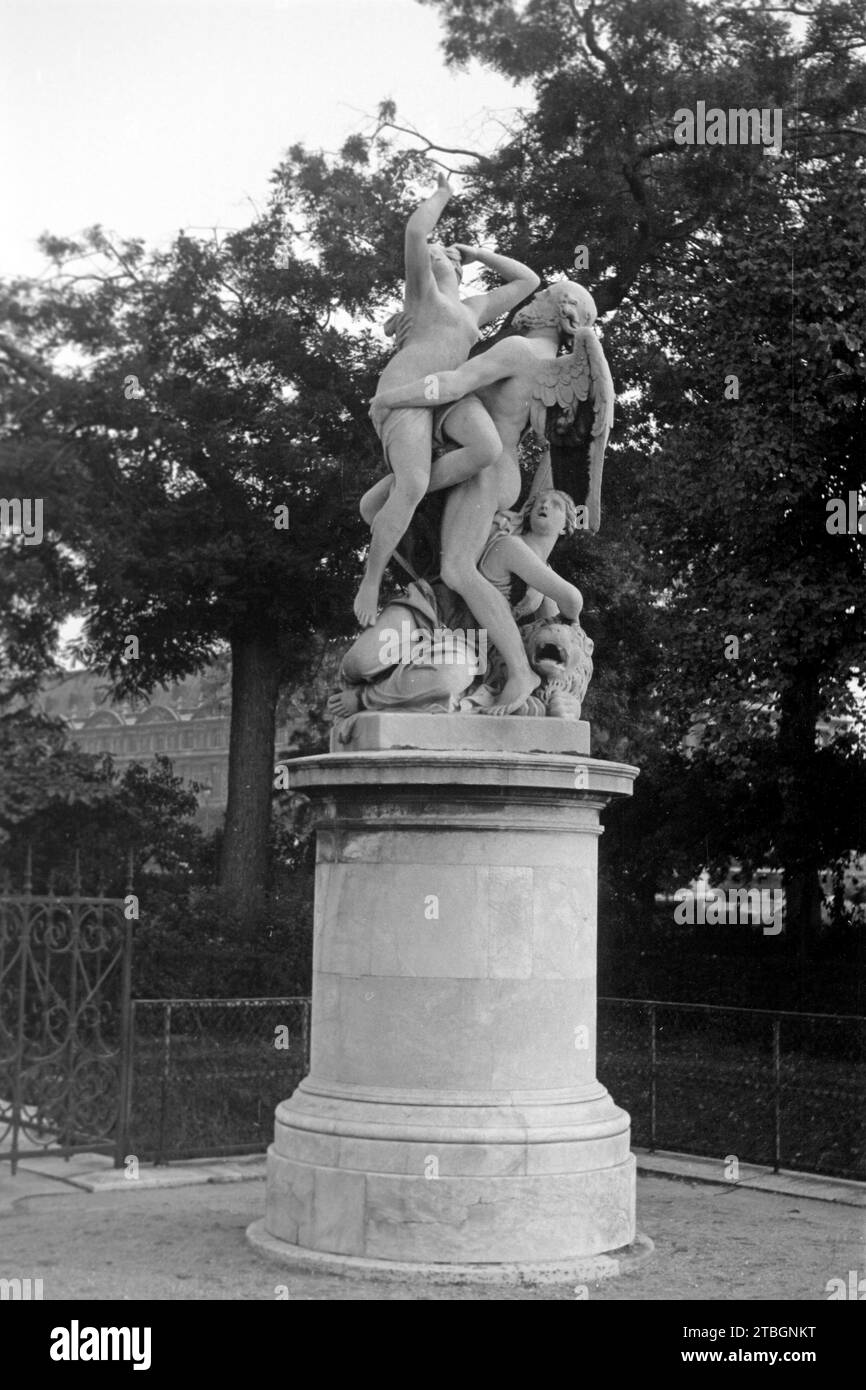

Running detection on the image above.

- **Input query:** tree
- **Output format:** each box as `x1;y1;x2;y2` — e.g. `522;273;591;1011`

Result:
418;0;828;306
4;0;864;949
0;707;202;894
413;0;866;955
634;152;866;966
0;140;449;914
0;338;85;700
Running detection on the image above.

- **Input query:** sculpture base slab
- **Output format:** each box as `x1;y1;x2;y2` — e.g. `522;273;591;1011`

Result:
331;711;590;755
247;1219;654;1287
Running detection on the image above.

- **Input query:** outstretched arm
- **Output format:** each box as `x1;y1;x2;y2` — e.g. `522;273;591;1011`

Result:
457;245;540;327
371;337;528;414
512;587;546;620
405;173;452;301
496;536;583;619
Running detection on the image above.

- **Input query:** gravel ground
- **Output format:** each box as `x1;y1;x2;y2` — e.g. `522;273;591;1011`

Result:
1;1171;863;1300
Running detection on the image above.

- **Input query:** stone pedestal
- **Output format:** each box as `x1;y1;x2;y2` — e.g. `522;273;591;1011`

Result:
249;714;641;1279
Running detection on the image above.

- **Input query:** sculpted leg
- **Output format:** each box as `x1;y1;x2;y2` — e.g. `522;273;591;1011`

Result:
360;450;498;516
360;475;393;526
425;398;503;493
439;473;539;716
354;412;432;627
338;604;417;682
327;603;417;719
432;453;522;506
328;602;477;716
360;403;513;526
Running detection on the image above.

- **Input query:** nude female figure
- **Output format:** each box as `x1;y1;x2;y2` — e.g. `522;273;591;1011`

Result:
353;171;539;628
369;280;599;712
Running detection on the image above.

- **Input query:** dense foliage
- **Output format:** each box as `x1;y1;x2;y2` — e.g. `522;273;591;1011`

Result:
1;0;863;971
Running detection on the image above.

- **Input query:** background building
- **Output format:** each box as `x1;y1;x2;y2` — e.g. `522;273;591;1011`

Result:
38;667;301;829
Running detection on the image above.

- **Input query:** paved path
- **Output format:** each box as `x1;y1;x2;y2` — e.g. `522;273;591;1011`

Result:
1;1153;862;1300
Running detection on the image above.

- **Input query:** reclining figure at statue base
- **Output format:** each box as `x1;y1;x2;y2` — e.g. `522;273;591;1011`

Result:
327;553;594;741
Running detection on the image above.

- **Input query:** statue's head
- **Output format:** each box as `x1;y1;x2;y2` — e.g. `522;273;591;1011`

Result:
429;242;463;286
520;488;580;540
513;279;597;342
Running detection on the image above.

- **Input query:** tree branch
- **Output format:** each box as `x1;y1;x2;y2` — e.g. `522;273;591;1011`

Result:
373;117;490;166
796;125;866;138
637;137;684;159
576;0;628;100
0;333;55;382
181;445;256;530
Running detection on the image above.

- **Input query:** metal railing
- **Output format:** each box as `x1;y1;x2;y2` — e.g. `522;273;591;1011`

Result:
9;981;862;1179
127;997;310;1163
597;997;866;1181
0;885;133;1173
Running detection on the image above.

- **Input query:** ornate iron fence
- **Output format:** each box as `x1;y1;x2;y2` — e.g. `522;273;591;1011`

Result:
0;874;133;1173
597;998;866;1181
128;997;310;1162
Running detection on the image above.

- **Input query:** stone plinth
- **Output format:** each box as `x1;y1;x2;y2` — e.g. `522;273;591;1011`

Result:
250;729;640;1276
331;711;590;756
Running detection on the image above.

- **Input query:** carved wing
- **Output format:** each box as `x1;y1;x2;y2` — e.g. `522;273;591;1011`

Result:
527;327;614;533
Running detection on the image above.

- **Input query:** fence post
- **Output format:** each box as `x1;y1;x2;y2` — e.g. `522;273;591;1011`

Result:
9;851;36;1175
116;934;134;1170
157;1003;172;1166
649;1004;657;1153
10;886;31;1177
772;1016;781;1174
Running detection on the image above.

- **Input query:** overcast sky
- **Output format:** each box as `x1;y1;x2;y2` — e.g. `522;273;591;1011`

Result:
1;0;529;278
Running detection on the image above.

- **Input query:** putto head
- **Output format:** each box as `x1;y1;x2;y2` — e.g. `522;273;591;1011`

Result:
513;279;597;341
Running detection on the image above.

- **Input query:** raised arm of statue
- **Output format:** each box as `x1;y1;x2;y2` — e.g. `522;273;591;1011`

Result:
404;172;453;301
455;245;540;326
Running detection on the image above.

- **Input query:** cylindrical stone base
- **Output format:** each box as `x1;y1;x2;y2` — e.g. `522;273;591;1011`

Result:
255;732;640;1271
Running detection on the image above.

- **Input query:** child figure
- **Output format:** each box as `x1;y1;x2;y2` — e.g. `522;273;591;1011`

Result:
464;488;585;712
353;172;539;627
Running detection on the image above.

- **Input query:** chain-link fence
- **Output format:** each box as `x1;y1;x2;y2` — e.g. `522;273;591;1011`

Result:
597;998;866;1180
128;998;310;1162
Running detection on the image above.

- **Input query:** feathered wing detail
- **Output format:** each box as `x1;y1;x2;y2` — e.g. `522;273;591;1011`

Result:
527;327;615;532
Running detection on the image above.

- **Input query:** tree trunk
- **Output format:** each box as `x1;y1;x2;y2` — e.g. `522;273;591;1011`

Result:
219;629;282;918
777;662;823;1001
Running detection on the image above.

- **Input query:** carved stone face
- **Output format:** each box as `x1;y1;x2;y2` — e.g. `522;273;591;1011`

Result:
555;283;596;336
524;617;593;687
527;491;569;539
513;280;597;338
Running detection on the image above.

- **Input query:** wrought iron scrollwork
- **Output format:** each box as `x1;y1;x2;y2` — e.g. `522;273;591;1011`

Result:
0;892;133;1172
